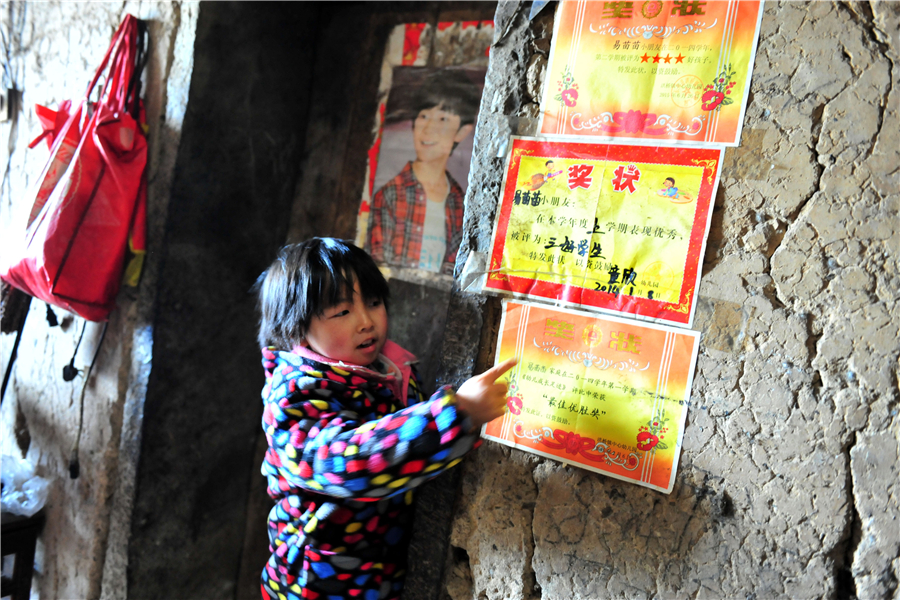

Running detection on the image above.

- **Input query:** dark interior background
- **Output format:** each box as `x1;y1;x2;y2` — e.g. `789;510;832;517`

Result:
127;3;496;599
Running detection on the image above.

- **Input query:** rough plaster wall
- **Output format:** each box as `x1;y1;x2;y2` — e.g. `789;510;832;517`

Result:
444;1;899;599
0;2;197;599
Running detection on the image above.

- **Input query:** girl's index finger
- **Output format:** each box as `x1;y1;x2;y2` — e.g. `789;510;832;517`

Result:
482;357;519;382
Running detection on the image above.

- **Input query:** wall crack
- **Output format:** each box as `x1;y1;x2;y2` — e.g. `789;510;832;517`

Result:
838;1;896;160
834;432;861;600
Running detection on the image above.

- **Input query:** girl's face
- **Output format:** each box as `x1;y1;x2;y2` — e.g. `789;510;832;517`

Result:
302;280;388;366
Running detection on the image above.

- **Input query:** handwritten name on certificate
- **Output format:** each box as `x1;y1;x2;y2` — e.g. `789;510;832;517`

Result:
484;301;700;493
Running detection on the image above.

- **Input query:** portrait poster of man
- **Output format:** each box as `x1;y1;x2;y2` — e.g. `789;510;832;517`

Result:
363;66;486;280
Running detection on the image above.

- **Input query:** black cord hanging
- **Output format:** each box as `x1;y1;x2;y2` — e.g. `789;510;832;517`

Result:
68;321;108;479
62;321;87;381
45;303;58;327
0;297;31;405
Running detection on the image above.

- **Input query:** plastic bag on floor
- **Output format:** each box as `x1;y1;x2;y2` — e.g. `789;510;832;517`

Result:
1;455;49;517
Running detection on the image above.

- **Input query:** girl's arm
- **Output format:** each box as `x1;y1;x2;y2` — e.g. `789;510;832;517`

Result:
262;359;514;501
263;374;475;501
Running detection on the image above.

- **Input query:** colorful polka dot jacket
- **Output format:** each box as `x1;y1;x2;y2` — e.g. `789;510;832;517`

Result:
259;340;480;600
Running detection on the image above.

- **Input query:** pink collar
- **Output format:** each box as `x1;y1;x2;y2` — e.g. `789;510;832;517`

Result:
290;340;418;406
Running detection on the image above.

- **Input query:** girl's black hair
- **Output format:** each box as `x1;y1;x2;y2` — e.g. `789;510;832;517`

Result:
665;177;675;184
256;238;390;349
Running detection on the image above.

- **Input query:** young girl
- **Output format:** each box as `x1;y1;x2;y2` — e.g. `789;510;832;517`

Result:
256;238;515;600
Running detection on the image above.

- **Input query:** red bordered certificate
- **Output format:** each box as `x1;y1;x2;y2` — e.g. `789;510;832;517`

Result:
484;137;722;327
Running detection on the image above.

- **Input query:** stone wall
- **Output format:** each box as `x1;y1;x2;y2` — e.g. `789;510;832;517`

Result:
443;1;898;599
0;2;197;599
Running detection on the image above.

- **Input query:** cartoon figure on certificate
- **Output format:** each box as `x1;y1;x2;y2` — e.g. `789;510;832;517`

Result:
545;160;563;180
657;177;693;204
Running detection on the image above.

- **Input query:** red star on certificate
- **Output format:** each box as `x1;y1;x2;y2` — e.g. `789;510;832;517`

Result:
675;53;685;63
640;53;650;63
663;54;672;63
652;54;661;63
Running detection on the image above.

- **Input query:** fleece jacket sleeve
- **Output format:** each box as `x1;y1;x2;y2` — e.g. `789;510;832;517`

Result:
261;361;480;501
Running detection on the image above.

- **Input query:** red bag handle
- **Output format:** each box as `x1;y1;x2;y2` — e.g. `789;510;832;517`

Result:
84;16;137;110
23;15;141;236
96;17;138;114
39;16;137;150
36;16;135;161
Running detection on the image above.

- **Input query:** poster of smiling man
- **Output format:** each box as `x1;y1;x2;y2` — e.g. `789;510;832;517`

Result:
357;21;492;286
365;67;483;277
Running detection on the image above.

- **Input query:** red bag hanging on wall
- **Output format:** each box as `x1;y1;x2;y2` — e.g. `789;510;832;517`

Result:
0;15;148;322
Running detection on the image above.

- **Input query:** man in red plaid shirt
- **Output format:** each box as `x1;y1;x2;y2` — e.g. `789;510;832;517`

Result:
367;70;479;275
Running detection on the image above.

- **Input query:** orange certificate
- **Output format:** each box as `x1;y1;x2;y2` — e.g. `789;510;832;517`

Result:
484;137;722;327
540;0;764;146
484;300;700;493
